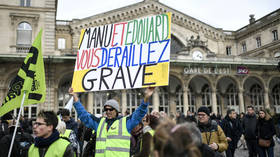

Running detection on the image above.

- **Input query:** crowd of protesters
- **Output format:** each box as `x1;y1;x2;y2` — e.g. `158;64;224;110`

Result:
0;88;280;157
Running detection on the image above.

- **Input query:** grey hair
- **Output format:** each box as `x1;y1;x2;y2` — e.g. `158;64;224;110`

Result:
180;122;202;146
56;120;66;134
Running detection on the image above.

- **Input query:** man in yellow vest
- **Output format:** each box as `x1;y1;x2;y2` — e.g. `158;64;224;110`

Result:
69;87;155;157
28;110;75;157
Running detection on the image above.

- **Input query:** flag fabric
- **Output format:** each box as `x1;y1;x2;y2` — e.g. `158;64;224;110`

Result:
0;29;46;117
64;96;73;111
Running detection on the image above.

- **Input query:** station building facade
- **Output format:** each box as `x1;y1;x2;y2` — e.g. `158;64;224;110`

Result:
0;0;280;119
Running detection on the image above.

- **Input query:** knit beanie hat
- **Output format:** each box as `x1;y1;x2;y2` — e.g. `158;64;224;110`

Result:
197;106;210;116
104;99;120;112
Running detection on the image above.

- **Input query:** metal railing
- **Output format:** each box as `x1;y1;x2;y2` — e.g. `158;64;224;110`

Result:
16;45;30;53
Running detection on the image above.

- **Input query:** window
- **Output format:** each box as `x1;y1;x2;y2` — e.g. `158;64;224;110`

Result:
202;84;212;107
17;22;32;46
226;46;231;56
20;0;31;7
175;87;184;113
58;38;66;49
272;83;280;106
225;84;239;107
242;42;247;53
171;35;184;54
188;87;196;113
256;37;262;48
159;87;169;114
249;84;264;111
272;30;278;41
127;89;142;114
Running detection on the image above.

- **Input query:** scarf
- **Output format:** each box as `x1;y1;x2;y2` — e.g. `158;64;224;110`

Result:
34;129;60;147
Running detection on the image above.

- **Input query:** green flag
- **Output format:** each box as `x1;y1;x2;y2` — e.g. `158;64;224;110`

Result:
0;29;46;117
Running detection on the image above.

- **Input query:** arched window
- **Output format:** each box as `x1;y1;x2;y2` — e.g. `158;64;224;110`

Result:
175;85;184;112
225;84;239;107
159;87;169;114
188;86;196;113
126;89;143;113
272;83;280;106
202;84;212;107
250;84;264;110
17;22;32;45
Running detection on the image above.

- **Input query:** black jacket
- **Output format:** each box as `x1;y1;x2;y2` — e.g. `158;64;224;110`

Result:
242;114;257;140
66;118;78;135
256;118;276;147
0;122;9;140
221;116;242;148
0;126;34;157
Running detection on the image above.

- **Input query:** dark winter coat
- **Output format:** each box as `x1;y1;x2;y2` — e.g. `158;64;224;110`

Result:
221;116;242;149
242;114;257;140
0;122;9;140
0;126;34;157
66;118;78;135
256;118;276;147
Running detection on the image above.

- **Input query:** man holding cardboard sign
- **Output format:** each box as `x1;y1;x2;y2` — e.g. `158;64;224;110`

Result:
69;13;170;157
68;87;154;157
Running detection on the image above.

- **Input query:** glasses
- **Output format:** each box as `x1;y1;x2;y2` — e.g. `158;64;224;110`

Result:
104;108;114;112
33;122;47;126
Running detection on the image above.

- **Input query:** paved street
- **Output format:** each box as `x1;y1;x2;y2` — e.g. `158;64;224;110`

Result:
235;137;280;157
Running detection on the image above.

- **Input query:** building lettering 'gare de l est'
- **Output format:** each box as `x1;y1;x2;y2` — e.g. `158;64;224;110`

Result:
0;0;280;120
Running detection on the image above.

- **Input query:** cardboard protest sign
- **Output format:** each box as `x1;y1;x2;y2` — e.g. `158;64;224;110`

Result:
72;13;171;92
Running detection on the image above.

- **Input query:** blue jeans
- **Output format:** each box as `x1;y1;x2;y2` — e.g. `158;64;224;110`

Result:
258;146;274;157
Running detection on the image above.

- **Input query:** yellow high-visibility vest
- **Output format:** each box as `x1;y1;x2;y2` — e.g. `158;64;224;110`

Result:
28;138;70;157
60;129;72;138
95;117;130;157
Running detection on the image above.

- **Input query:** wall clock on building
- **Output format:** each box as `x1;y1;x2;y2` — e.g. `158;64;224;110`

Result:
192;50;203;60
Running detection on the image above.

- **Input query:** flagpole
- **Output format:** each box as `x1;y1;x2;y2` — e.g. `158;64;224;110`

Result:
8;91;26;157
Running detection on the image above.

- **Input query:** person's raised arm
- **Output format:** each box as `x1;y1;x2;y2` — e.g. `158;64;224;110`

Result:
69;87;79;102
144;87;155;103
127;87;155;133
68;88;99;130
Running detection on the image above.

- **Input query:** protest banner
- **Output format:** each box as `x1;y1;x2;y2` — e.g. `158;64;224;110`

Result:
72;13;171;92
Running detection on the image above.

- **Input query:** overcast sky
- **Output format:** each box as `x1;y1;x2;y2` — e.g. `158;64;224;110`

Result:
56;0;279;31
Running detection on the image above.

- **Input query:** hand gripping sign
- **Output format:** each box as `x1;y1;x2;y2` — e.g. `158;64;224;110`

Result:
72;13;171;92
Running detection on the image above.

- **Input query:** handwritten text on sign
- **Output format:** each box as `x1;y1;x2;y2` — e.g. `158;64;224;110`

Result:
72;13;171;92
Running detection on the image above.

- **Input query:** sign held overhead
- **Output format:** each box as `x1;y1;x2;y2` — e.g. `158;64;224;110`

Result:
72;13;171;92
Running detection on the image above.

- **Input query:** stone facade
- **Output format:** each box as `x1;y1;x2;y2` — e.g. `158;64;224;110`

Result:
0;0;279;119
